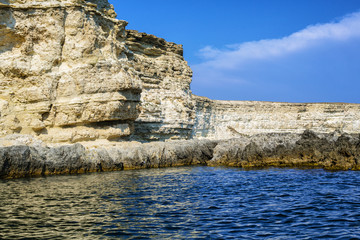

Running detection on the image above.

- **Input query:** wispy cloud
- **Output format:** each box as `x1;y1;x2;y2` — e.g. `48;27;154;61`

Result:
196;11;360;70
191;11;360;102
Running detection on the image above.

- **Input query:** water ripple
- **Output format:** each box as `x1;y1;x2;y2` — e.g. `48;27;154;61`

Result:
1;167;360;239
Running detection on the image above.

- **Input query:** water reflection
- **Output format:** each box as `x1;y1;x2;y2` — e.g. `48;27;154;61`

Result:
1;167;360;239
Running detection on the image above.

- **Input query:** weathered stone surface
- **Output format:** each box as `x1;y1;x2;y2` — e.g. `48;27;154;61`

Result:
0;0;142;143
2;0;359;145
1;0;360;179
0;139;217;179
126;30;195;141
210;130;360;170
193;95;360;140
1;130;360;179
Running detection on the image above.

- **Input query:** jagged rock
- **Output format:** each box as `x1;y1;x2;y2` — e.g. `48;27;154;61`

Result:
0;139;218;179
1;0;360;179
1;130;360;179
126;30;195;141
0;0;142;143
210;131;360;170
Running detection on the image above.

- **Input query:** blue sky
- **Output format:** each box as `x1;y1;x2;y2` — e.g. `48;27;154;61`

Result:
110;0;360;103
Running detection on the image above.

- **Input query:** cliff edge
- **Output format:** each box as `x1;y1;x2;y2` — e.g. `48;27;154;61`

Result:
1;0;360;178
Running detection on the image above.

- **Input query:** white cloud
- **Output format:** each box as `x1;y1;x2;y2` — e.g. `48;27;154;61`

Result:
196;11;360;70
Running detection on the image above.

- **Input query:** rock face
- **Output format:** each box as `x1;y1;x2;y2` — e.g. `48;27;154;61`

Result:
0;0;195;144
0;0;142;143
1;0;360;179
1;0;360;145
126;30;194;141
193;96;360;140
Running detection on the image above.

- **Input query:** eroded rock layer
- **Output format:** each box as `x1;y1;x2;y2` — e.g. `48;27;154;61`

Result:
1;0;360;179
0;0;142;143
210;130;360;171
0;139;217;179
1;131;359;179
126;30;195;141
193;96;360;140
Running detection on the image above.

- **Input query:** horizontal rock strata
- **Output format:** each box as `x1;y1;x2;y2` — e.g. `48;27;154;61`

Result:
1;131;359;179
126;30;195;142
193;96;360;139
1;0;360;179
0;0;196;144
0;0;142;143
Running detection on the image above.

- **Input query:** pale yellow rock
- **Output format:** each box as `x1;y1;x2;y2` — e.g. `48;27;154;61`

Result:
0;0;142;143
193;95;360;140
126;30;195;141
1;0;359;146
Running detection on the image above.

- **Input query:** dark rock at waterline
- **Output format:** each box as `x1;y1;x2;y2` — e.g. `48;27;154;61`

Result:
0;144;98;179
0;140;218;179
210;130;360;170
0;131;359;179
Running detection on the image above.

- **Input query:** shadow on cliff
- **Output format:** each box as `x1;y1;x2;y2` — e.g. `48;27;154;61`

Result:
130;121;167;143
131;120;193;143
0;5;22;55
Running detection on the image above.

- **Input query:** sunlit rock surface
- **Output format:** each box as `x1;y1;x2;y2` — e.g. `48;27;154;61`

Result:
126;30;194;141
193;95;360;140
1;0;360;178
0;0;142;143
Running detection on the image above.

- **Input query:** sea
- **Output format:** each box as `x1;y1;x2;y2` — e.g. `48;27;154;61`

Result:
1;166;359;239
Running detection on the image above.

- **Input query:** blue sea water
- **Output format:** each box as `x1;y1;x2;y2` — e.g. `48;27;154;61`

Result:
0;166;360;239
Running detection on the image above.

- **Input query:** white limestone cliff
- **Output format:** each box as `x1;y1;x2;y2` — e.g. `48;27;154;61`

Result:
193;96;360;140
0;0;359;147
126;30;195;141
0;0;142;143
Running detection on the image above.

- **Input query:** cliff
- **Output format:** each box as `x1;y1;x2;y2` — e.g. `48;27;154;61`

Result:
193;96;360;139
0;0;142;143
1;0;360;178
126;30;195;141
0;0;195;144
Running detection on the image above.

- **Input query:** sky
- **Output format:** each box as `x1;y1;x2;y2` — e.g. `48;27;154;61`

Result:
110;0;360;103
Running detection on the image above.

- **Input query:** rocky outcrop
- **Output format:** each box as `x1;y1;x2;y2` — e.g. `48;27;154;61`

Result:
1;0;360;179
0;0;142;143
0;138;217;179
1;130;359;179
193;96;360;139
210;130;360;171
0;0;195;144
126;30;195;141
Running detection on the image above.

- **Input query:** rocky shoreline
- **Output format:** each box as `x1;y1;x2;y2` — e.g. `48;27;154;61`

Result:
1;130;359;179
210;130;360;170
1;0;359;179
